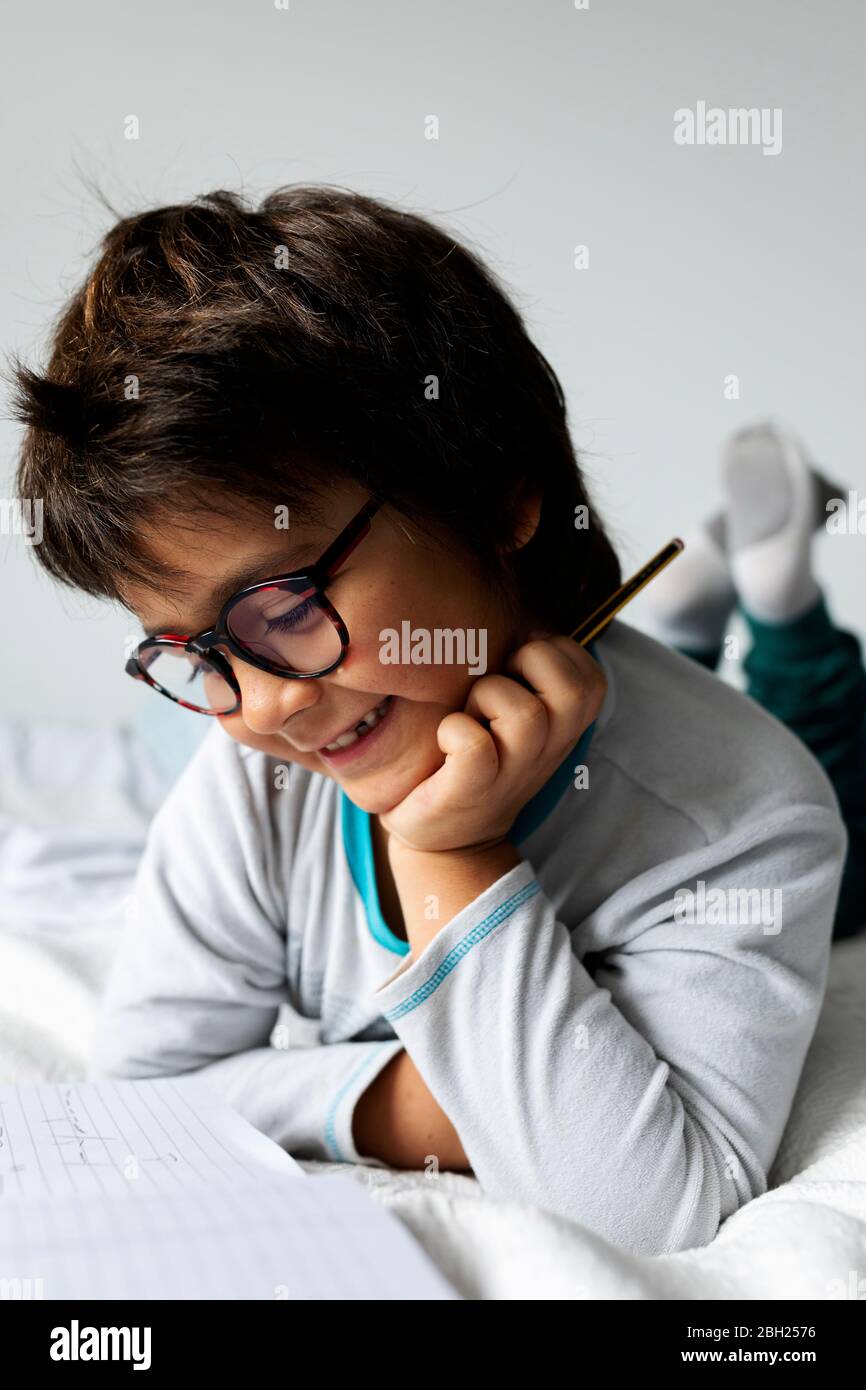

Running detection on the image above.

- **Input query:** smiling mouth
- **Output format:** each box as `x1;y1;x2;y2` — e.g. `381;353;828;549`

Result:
320;696;393;751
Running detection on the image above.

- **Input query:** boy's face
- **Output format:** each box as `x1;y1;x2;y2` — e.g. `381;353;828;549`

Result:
125;482;533;814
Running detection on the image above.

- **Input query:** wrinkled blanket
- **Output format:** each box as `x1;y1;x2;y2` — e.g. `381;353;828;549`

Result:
2;716;864;1299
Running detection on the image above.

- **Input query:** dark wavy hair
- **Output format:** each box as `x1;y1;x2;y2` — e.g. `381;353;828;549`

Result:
7;184;620;632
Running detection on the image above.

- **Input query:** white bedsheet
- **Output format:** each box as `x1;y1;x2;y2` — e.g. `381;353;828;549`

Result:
2;716;864;1299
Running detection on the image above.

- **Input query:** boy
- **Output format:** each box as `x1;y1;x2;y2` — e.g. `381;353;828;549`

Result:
10;185;846;1255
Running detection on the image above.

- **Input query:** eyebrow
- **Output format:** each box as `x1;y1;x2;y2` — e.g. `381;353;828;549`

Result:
141;541;320;638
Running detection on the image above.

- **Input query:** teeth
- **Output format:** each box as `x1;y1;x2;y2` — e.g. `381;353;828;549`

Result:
328;729;362;749
324;698;391;751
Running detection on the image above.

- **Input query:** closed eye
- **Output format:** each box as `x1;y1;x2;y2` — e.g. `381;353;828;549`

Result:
264;597;319;632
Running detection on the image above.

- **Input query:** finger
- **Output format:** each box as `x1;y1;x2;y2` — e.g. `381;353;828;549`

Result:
463;673;549;771
426;710;501;807
521;632;600;675
504;637;606;758
437;710;497;760
378;711;499;839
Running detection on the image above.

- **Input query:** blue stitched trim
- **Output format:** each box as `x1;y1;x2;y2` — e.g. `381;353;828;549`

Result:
324;1041;396;1161
341;792;411;957
383;878;541;1022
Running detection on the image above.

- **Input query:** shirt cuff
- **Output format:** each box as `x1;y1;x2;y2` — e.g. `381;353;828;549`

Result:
323;1038;405;1166
373;860;538;1020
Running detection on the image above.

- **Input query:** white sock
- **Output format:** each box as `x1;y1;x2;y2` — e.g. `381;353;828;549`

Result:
724;421;823;624
636;514;735;653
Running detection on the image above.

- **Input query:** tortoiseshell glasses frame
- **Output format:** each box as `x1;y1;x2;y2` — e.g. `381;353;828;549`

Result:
125;496;382;715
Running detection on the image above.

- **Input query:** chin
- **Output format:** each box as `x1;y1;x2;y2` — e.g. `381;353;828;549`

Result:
339;746;445;815
338;786;397;815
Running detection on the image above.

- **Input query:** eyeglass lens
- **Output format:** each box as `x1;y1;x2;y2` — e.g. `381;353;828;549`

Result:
140;583;343;712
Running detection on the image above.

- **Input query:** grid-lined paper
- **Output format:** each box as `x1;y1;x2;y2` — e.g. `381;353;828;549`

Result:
0;1081;455;1300
0;1077;302;1198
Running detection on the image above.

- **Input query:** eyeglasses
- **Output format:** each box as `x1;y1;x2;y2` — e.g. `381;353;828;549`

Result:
125;496;382;715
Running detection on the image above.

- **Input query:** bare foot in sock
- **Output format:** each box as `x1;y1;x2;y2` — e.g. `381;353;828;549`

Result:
724;421;836;624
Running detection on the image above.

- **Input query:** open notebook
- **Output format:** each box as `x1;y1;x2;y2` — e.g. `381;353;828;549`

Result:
0;1078;456;1299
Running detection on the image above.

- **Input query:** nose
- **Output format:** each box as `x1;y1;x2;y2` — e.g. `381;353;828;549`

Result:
228;654;321;736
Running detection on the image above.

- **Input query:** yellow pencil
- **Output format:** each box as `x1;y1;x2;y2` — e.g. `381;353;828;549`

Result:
570;539;685;646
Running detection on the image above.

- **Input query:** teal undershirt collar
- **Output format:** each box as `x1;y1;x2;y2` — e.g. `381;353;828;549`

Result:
341;648;599;956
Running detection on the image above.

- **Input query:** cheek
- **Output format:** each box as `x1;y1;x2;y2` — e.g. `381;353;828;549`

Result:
339;640;478;708
342;576;508;703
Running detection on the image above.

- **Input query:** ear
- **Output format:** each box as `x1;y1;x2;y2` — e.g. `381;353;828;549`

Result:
499;489;543;554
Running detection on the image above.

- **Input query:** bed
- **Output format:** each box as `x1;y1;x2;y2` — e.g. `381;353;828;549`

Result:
2;712;864;1300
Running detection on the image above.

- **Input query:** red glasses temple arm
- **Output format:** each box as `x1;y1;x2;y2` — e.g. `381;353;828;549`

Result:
317;497;381;578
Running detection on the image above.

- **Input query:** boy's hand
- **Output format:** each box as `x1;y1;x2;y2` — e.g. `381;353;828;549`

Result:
378;634;606;854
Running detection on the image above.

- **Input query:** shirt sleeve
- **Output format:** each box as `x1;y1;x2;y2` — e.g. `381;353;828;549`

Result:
88;728;403;1166
372;801;846;1255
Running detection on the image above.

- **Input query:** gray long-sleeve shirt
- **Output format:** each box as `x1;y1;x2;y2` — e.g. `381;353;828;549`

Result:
89;620;847;1255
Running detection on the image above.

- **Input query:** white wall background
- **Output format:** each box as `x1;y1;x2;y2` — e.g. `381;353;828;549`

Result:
2;0;864;723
